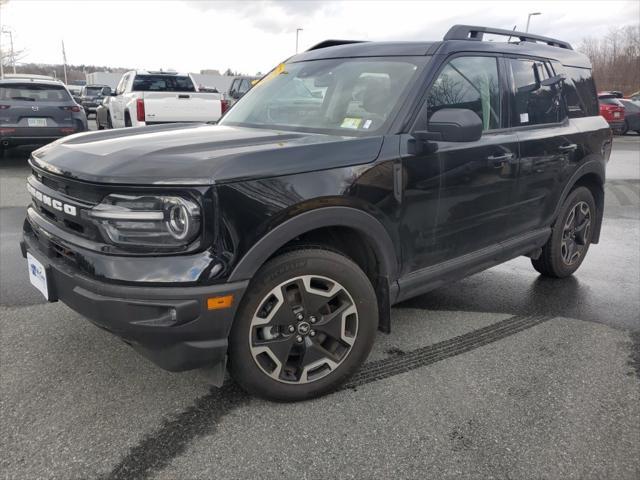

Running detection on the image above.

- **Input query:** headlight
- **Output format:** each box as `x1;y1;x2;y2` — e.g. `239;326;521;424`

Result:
89;194;201;249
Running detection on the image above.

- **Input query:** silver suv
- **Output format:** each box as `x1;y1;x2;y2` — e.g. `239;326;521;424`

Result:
0;78;88;154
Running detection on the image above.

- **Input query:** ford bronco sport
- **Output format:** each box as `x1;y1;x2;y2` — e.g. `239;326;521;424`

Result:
22;26;611;401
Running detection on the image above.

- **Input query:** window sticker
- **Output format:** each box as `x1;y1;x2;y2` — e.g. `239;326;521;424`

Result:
341;117;362;129
363;119;373;129
520;113;529;123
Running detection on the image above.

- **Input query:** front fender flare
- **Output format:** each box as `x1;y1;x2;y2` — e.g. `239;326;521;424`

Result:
227;206;398;283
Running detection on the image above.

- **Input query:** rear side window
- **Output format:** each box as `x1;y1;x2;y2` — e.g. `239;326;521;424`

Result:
0;83;71;102
560;66;598;117
510;59;562;126
132;75;195;92
427;56;502;131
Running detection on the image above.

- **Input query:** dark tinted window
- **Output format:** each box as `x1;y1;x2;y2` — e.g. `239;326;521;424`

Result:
510;59;561;126
238;79;251;94
427;56;501;130
599;97;623;106
0;83;71;102
561;66;598;117
620;100;640;112
132;75;195;92
83;86;103;96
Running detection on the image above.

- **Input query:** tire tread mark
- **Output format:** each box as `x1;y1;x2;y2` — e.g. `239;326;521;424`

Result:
344;314;550;389
102;314;551;480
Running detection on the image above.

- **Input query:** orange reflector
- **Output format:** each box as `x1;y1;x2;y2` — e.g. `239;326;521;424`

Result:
207;295;234;310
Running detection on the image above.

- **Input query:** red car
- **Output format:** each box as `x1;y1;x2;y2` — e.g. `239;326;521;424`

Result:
598;93;625;134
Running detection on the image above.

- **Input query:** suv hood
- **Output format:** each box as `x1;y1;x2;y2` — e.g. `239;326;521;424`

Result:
31;123;384;185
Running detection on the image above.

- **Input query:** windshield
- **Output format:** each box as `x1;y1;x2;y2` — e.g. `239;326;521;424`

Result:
0;83;71;102
220;58;421;135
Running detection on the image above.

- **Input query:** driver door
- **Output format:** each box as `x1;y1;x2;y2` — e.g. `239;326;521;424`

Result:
400;55;520;272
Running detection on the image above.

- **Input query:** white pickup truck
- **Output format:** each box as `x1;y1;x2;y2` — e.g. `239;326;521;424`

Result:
107;71;227;128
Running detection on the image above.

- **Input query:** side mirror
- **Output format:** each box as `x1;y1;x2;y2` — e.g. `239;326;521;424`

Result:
416;108;483;143
101;87;112;95
110;91;118;96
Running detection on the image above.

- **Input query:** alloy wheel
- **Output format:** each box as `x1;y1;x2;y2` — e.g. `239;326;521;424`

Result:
249;275;358;384
561;200;591;265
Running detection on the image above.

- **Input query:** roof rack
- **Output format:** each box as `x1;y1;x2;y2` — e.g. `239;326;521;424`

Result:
306;40;367;51
443;25;573;50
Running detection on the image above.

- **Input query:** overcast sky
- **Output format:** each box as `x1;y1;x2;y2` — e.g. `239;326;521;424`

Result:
1;0;638;74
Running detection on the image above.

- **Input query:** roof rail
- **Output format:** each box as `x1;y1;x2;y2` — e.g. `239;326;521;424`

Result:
306;40;367;51
443;25;573;50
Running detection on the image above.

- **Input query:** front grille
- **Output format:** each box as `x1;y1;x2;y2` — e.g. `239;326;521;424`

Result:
27;170;103;243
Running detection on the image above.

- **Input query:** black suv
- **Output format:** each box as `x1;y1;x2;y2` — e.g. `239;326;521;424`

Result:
21;26;611;401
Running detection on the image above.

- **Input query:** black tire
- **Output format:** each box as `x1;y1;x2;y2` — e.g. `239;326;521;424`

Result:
228;248;378;401
532;186;596;278
622;120;629;135
124;112;132;127
107;113;113;129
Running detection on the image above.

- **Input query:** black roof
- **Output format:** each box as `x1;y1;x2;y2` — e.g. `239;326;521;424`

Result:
292;25;591;69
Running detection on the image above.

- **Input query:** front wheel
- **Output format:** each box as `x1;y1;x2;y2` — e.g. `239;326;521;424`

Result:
532;186;595;278
228;249;378;401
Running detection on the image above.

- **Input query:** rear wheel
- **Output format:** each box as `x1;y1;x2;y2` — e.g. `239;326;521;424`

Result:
107;113;113;129
228;249;378;401
531;186;595;278
124;112;132;127
622;120;629;135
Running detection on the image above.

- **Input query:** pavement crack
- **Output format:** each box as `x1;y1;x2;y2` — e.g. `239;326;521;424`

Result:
101;314;551;479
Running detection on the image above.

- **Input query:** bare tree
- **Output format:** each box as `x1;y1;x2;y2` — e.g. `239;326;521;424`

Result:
578;25;640;94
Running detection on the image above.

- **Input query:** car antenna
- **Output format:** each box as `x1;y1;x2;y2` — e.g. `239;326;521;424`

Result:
507;25;516;43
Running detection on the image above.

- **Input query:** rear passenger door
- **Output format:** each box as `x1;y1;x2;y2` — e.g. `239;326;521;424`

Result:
507;58;582;235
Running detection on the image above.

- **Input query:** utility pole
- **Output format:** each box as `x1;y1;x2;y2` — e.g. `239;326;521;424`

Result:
295;28;303;54
525;12;541;33
61;40;68;84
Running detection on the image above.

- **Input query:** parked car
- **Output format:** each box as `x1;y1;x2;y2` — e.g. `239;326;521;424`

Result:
630;91;640;102
618;99;640;134
21;25;610;401
79;84;111;117
227;76;259;106
0;78;87;153
598;93;625;134
108;71;227;128
95;96;114;129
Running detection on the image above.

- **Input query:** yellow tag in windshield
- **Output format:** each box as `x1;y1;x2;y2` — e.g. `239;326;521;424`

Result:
340;117;362;129
254;63;287;87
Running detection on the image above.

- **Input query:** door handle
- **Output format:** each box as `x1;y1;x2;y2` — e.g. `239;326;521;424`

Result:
178;94;190;99
487;153;514;167
558;143;577;152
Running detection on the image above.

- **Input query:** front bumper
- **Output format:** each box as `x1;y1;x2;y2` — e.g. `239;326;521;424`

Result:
21;222;248;373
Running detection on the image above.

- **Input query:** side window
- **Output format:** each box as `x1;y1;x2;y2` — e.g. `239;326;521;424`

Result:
510;59;562;126
427;56;501;131
559;65;598;118
230;79;239;92
238;79;251;94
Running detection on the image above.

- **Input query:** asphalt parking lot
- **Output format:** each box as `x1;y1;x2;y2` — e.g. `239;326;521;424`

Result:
1;130;639;479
